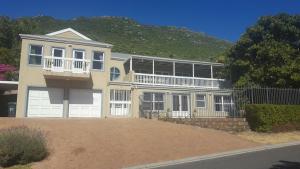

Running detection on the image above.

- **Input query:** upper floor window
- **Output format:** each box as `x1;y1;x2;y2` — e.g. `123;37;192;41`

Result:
92;52;104;70
29;45;43;65
110;67;120;81
195;94;206;108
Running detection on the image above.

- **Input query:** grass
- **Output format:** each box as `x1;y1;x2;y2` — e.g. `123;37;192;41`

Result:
236;131;300;144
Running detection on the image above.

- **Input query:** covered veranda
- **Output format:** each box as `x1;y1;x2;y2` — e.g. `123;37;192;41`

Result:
124;55;225;88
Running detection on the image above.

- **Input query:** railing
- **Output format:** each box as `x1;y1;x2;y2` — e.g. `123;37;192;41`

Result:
134;73;224;88
43;56;91;73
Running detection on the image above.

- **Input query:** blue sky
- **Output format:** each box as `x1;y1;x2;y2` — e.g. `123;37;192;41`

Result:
0;0;299;42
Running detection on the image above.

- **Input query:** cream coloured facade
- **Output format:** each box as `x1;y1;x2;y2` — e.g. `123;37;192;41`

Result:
16;28;233;118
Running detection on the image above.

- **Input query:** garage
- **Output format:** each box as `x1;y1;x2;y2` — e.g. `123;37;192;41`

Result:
27;88;64;117
69;89;102;118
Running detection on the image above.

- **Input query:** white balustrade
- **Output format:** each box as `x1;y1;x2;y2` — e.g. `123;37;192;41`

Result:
134;73;223;88
43;56;91;74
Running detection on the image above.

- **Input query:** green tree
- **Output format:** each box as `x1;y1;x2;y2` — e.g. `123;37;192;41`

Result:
226;13;300;88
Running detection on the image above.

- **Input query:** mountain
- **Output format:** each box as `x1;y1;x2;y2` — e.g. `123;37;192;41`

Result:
0;16;232;67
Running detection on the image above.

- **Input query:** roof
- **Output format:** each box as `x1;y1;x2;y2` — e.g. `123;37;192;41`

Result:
46;28;92;40
0;81;18;91
111;52;224;66
19;34;113;48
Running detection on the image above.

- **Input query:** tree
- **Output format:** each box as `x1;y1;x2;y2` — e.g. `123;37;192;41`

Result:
226;13;300;88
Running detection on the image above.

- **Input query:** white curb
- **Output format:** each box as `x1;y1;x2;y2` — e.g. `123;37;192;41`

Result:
123;141;300;169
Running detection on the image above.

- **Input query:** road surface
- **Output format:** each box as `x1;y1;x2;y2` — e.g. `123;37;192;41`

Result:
157;144;300;169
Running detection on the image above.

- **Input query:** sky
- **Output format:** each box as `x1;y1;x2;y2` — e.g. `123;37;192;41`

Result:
0;0;299;42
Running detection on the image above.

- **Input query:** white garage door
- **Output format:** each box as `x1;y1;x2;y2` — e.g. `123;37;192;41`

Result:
69;89;102;118
27;88;64;117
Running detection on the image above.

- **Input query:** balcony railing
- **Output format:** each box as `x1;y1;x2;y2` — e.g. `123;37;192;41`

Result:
133;73;224;88
43;56;91;74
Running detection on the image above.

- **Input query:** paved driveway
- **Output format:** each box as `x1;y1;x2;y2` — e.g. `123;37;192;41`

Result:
0;118;259;169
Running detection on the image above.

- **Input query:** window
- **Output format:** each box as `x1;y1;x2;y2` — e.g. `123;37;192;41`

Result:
92;51;104;70
195;94;206;108
110;67;120;81
29;45;43;65
73;50;85;69
73;50;84;59
214;95;234;112
52;48;64;57
143;92;164;111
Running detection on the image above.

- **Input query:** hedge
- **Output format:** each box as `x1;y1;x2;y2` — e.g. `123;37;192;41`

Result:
245;104;300;132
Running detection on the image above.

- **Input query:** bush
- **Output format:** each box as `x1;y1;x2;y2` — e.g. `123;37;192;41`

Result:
245;104;300;132
0;126;48;167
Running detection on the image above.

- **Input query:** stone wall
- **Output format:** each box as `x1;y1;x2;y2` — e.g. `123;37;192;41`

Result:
159;118;250;132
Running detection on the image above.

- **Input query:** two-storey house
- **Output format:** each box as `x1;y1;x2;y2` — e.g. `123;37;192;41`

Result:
16;28;232;118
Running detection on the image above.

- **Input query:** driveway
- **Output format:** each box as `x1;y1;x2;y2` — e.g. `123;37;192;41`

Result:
0;118;259;169
156;144;300;169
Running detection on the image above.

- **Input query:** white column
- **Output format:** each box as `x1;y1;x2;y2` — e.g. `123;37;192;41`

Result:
152;59;155;84
130;57;133;71
211;65;214;88
210;65;213;78
192;63;195;87
152;59;155;74
192;64;195;77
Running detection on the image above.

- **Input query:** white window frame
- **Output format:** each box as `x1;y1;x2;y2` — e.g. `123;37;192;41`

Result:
92;51;104;71
110;67;120;81
28;44;43;65
195;94;206;108
72;49;85;60
214;95;234;112
51;47;65;58
143;92;165;111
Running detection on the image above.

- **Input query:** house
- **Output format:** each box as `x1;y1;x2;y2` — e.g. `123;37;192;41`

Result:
16;28;233;118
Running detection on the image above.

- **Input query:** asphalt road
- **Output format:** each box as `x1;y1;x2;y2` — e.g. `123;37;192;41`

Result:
156;144;300;169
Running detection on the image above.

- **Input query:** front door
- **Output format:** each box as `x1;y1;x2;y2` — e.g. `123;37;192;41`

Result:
51;48;65;72
172;94;190;118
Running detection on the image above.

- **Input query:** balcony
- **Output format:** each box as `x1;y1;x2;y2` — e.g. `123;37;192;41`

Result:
134;73;224;88
123;55;226;89
43;56;91;79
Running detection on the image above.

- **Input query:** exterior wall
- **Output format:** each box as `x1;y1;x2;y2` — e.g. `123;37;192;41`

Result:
52;31;86;40
131;87;231;118
16;38;112;117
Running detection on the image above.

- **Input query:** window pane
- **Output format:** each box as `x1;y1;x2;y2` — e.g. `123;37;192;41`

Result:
223;96;231;103
196;94;205;100
155;102;164;110
196;101;205;107
215;104;222;111
143;93;152;101
110;67;120;81
143;102;152;110
53;49;63;57
30;45;42;55
214;96;222;103
94;52;103;60
93;61;103;70
154;93;164;101
74;51;83;59
29;55;42;65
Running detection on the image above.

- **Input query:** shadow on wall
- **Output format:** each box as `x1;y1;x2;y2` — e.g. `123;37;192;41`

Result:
269;160;300;169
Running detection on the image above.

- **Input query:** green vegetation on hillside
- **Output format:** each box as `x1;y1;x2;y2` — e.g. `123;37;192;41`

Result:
0;16;232;67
